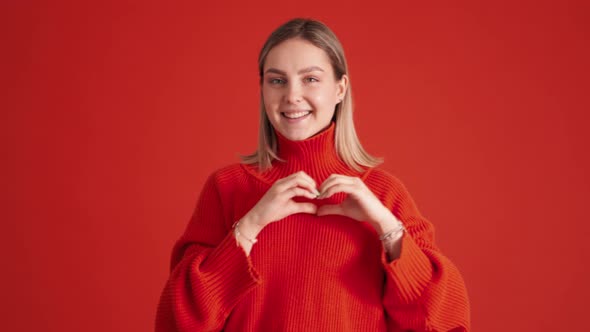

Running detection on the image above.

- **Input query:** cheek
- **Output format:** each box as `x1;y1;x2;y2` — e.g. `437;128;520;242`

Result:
307;88;336;107
262;88;280;107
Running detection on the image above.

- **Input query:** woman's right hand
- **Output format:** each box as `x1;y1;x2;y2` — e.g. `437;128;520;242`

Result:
235;171;320;254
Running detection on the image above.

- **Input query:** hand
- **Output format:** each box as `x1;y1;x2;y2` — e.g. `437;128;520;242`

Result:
239;171;319;240
316;174;399;234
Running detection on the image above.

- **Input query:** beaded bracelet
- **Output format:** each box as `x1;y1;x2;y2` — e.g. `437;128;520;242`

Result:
232;220;258;245
379;222;406;241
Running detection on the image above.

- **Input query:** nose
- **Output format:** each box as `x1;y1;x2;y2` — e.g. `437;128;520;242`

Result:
285;82;302;104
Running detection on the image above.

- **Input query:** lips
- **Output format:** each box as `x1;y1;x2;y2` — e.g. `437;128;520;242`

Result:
281;111;312;119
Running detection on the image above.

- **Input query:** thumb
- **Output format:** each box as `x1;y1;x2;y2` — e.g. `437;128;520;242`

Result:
316;204;344;217
293;202;318;215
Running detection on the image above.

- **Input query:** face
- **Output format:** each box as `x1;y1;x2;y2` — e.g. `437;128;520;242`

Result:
262;38;348;141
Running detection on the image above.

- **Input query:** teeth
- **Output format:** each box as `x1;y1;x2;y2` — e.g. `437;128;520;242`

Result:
283;111;311;119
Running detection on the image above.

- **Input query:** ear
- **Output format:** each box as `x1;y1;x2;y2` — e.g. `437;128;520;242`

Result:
336;74;349;101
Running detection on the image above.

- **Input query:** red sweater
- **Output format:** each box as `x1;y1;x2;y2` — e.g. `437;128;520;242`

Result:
155;123;470;331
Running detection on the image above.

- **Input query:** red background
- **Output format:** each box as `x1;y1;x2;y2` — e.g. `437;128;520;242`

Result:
4;1;589;331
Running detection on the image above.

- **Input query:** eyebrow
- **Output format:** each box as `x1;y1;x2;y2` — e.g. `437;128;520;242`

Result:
264;66;325;75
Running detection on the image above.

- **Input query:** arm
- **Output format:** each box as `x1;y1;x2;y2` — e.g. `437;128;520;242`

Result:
155;173;260;332
381;179;471;332
309;171;471;331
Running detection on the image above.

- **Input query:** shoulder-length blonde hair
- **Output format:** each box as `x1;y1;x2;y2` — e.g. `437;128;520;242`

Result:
241;18;382;172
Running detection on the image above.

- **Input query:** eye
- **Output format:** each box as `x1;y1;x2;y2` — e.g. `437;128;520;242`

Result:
305;77;319;83
269;78;286;85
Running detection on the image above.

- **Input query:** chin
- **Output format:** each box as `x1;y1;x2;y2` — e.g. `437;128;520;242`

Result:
279;128;315;141
284;132;311;141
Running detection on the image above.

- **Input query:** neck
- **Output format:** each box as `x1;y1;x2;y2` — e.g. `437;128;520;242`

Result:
251;122;362;184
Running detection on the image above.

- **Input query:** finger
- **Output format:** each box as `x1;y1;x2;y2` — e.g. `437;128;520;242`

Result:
291;202;318;215
284;187;318;200
282;170;315;187
316;204;344;217
293;177;320;196
277;174;319;196
276;170;310;184
318;175;355;194
294;171;320;196
294;171;318;190
319;183;355;199
318;174;343;192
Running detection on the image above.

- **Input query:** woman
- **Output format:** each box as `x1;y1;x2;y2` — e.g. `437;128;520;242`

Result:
156;18;470;331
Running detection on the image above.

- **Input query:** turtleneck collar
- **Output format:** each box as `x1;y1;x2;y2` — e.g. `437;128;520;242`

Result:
275;122;340;167
245;122;365;185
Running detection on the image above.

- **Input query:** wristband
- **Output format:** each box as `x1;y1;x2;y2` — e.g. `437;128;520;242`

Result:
233;220;258;245
379;222;405;241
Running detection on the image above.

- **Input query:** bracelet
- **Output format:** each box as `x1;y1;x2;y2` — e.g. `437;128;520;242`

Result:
379;222;405;241
232;220;258;245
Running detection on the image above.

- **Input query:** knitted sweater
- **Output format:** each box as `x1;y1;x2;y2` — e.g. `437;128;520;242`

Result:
155;123;470;331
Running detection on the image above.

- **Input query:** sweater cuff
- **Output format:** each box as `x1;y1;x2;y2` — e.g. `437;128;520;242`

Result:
199;232;261;313
382;232;433;304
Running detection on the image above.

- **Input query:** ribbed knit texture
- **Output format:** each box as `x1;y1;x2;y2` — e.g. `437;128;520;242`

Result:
155;122;470;331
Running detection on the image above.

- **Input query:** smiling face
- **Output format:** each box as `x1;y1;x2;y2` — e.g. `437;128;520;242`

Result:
262;38;348;141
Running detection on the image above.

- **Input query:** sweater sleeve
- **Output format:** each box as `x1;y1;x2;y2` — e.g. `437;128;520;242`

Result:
155;172;261;332
379;177;470;332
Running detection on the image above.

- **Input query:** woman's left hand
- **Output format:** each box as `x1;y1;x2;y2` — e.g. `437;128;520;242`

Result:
316;174;398;232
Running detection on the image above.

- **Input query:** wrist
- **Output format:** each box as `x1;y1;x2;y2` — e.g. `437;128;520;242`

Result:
371;209;402;236
239;213;263;238
380;225;405;242
233;228;254;256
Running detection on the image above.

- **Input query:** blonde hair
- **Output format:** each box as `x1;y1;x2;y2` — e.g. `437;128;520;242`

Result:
241;18;382;172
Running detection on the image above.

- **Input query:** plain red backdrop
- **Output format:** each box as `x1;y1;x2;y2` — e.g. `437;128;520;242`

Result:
3;0;589;331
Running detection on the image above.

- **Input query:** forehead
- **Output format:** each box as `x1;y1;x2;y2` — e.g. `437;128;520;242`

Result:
263;38;333;74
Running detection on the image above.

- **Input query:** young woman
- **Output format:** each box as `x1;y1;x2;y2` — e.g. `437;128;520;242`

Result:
156;18;470;331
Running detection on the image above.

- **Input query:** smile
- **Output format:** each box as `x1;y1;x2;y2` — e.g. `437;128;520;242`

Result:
282;111;312;119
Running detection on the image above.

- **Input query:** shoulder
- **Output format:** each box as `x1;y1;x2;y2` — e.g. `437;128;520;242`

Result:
364;166;416;209
364;166;406;192
209;163;247;180
204;163;251;189
194;163;253;209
